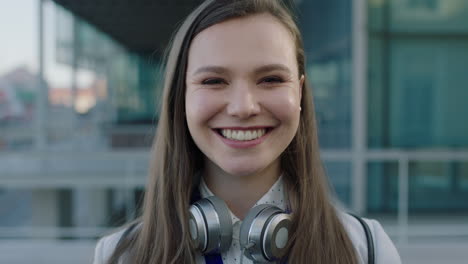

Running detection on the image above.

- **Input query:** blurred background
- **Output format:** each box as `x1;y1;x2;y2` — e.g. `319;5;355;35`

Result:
0;0;467;263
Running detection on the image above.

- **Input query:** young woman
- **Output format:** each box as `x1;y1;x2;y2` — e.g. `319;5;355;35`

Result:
93;0;401;263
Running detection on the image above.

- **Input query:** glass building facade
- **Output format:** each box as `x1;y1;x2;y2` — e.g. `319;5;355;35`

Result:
1;0;467;263
367;0;468;213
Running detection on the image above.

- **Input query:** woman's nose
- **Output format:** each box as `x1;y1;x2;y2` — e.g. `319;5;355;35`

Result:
226;84;261;119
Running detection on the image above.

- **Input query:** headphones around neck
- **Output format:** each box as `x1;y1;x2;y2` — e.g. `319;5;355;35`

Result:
189;196;292;263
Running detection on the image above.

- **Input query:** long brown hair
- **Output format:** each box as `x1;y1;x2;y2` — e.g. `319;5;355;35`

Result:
108;0;358;263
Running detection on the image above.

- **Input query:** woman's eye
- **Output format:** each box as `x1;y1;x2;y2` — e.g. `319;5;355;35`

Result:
202;78;225;85
261;76;284;83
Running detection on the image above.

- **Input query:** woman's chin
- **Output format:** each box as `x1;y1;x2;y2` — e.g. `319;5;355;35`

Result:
218;162;272;179
204;155;280;180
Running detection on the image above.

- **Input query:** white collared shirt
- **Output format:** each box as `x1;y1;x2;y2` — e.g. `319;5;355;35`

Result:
196;176;286;264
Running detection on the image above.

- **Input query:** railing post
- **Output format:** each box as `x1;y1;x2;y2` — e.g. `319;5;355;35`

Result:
352;0;368;215
398;157;409;244
125;159;136;221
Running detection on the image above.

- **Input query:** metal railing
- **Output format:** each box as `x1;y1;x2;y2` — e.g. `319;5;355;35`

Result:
1;150;468;241
324;149;468;244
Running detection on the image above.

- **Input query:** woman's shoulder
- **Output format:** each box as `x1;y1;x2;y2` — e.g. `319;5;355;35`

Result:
93;228;126;264
93;223;141;264
338;212;402;264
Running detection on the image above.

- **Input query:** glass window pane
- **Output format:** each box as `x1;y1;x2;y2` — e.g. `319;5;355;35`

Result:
368;38;468;148
461;162;468;191
324;161;351;207
297;0;352;149
366;160;468;213
367;162;399;213
48;5;160;151
369;0;468;33
409;161;468;211
368;0;387;32
368;36;389;148
389;39;468;148
390;0;468;32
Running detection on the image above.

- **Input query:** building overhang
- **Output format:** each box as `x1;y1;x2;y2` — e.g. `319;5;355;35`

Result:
51;0;204;55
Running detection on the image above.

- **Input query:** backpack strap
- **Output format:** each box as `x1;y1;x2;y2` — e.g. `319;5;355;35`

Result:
348;214;375;264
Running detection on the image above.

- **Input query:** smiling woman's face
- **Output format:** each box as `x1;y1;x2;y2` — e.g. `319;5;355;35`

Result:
185;13;304;177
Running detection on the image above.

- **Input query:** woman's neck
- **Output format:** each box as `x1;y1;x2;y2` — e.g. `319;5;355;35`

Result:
203;160;281;219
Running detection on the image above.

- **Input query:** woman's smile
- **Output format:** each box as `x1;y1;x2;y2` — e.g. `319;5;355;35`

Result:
212;126;275;149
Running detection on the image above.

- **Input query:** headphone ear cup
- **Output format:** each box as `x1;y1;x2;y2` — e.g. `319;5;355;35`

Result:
261;212;292;260
239;205;291;262
239;204;271;251
189;196;233;254
189;203;208;251
204;196;233;253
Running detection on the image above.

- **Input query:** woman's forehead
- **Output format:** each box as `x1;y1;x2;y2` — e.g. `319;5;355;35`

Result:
186;13;297;75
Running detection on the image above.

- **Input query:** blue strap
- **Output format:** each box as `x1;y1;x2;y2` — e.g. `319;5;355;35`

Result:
204;254;288;264
204;254;224;264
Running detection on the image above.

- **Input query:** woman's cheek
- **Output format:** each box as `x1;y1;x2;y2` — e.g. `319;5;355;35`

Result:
263;89;301;121
186;91;224;124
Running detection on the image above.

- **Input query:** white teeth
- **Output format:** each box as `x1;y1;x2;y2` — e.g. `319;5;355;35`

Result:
245;131;252;140
220;128;267;141
238;131;245;140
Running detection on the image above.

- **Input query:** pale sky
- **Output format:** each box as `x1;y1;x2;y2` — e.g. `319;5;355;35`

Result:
0;0;37;75
0;0;95;88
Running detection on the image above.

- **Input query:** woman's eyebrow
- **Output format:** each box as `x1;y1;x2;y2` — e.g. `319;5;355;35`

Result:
254;64;291;75
192;63;291;76
193;66;228;76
